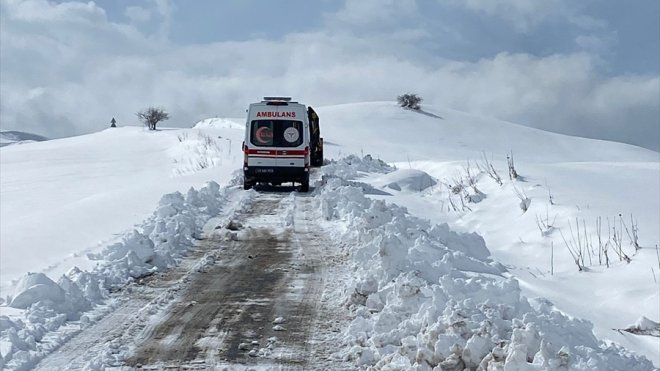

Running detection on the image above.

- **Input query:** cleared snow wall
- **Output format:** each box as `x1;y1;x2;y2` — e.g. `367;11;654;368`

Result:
315;157;654;371
0;181;230;370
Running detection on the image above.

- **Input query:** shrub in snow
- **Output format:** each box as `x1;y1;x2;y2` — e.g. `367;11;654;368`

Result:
397;93;423;110
623;316;660;337
507;151;519;180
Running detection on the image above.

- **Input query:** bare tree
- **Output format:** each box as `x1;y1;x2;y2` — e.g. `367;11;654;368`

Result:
397;93;423;110
136;107;169;130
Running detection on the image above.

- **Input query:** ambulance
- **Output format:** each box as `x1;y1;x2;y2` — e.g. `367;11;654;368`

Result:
242;97;322;192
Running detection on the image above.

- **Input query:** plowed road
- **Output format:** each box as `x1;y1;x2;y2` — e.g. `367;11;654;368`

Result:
35;191;350;370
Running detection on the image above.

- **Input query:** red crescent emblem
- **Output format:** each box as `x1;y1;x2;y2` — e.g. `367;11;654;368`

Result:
255;126;273;144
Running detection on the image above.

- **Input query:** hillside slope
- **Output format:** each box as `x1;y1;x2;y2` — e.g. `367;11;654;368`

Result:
317;102;657;163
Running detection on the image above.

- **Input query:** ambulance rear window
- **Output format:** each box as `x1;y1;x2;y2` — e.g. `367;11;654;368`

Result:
250;120;303;147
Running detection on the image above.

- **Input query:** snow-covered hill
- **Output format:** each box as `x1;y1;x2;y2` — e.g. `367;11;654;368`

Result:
0;130;49;147
317;102;657;163
0;103;658;369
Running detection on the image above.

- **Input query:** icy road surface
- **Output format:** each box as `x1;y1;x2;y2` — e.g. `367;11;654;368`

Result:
34;190;350;370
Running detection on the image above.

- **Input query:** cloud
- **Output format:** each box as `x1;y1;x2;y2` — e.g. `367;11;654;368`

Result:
1;0;107;23
125;6;152;24
439;0;610;35
328;0;418;28
423;53;659;150
0;0;657;151
439;0;566;33
153;0;173;41
121;0;173;41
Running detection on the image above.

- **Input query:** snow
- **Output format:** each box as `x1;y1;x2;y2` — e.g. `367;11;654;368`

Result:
1;101;659;369
0;124;243;296
314;165;654;369
371;168;438;192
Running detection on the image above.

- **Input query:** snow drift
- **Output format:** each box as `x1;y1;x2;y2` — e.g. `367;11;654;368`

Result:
315;156;654;371
0;181;227;370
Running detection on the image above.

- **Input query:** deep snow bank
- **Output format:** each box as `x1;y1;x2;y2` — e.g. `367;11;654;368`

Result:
0;181;228;370
315;156;654;371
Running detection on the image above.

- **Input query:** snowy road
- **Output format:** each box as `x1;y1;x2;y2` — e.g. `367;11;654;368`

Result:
34;190;350;370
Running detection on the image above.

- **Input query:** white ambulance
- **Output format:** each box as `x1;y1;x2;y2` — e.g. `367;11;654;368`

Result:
242;97;319;192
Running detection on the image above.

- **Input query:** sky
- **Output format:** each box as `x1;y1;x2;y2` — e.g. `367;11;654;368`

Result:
0;0;659;150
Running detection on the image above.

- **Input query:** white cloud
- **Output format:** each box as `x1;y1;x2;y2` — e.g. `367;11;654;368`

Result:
440;0;566;33
2;0;107;23
125;6;152;24
328;0;419;28
440;0;610;35
569;14;609;31
1;0;657;150
122;0;173;40
423;53;659;149
575;32;617;54
153;0;173;41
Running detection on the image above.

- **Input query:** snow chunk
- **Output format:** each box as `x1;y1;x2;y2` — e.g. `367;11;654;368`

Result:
89;230;155;263
57;275;91;320
377;168;438;192
322;154;394;180
9;273;65;309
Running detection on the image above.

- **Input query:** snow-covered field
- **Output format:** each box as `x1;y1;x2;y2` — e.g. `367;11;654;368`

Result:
0;103;658;370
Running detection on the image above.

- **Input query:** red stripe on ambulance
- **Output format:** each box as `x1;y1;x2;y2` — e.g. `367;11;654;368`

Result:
245;149;306;156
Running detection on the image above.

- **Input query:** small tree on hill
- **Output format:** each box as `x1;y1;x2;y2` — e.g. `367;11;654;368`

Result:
136;107;169;130
397;93;423;110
